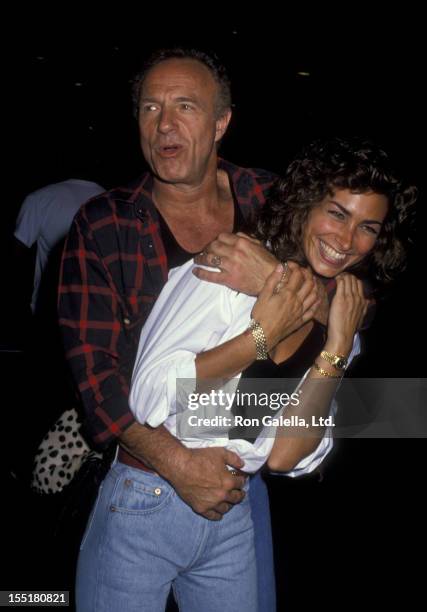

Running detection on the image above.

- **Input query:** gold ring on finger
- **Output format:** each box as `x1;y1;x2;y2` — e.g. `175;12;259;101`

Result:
280;261;289;282
211;255;222;268
273;281;284;295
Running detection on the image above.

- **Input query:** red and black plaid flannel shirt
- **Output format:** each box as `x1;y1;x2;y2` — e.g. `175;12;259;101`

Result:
58;159;276;450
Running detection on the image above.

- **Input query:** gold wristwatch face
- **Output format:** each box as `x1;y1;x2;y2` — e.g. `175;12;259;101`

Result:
334;357;347;370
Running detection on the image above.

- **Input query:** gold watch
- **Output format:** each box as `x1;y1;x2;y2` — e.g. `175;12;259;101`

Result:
320;350;348;371
248;319;268;360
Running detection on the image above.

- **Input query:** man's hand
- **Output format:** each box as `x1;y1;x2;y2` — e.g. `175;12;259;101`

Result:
120;423;246;521
170;446;247;521
193;232;277;296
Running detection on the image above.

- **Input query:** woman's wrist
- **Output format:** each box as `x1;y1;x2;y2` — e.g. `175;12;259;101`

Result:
323;337;353;359
248;317;277;352
247;319;269;360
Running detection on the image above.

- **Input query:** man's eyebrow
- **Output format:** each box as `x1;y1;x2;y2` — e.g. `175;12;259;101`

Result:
174;96;200;104
140;95;200;104
329;200;383;225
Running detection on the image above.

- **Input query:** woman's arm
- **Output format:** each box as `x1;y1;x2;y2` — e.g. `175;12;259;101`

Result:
130;262;318;426
267;273;369;471
195;263;319;380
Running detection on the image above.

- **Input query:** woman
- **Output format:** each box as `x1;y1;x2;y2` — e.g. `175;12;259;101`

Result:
106;138;417;611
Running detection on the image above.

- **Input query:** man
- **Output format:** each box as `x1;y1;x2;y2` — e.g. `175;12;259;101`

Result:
59;48;329;611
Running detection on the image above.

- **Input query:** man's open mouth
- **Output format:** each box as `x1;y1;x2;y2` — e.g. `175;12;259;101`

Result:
157;144;182;157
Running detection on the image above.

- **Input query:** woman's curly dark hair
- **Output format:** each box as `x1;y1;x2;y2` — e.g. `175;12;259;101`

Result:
253;137;417;288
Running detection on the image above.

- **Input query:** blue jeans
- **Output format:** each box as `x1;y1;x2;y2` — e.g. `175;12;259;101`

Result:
76;460;258;612
249;472;276;612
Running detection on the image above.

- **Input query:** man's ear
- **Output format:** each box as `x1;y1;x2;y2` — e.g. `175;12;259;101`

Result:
215;109;232;143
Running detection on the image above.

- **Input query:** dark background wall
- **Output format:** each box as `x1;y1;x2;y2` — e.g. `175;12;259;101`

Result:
2;13;425;611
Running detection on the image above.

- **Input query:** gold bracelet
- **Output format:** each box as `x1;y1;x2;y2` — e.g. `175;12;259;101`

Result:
248;319;268;360
313;362;342;378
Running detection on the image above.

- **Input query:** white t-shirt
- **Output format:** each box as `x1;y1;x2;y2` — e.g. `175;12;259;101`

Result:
14;179;104;311
129;259;360;475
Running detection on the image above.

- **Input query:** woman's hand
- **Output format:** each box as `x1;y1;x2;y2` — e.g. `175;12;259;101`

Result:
252;262;319;350
313;278;330;326
326;273;369;356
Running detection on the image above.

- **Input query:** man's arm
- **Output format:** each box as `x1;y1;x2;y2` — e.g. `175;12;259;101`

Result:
193;232;333;325
58;207;245;520
120;423;246;521
128;262;320;514
58;209;135;446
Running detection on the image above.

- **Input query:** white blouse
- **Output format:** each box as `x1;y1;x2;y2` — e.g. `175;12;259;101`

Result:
129;259;360;475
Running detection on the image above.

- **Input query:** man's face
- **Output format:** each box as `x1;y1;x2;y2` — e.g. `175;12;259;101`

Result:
138;58;230;186
302;188;388;277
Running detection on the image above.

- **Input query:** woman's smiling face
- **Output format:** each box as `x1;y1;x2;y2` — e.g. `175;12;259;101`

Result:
302;188;389;277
